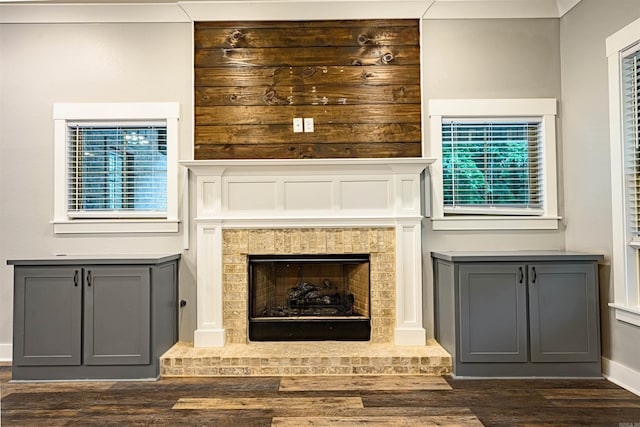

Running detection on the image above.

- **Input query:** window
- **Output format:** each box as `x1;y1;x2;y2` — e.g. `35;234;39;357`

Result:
53;103;180;233
607;16;640;326
622;46;640;238
429;99;559;230
67;123;167;217
442;119;542;214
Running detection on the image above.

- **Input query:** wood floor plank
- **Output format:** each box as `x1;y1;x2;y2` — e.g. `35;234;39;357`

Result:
549;399;640;408
445;377;619;390
109;376;281;392
2;381;114;399
173;396;364;410
539;388;639;399
362;389;550;409
271;415;483;426
471;406;640;426
279;375;451;391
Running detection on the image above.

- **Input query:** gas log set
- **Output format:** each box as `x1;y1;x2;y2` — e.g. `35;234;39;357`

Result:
260;279;356;317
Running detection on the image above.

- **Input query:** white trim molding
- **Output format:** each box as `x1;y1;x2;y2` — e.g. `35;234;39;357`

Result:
0;3;191;23
602;357;640;397
182;0;432;21
607;16;640;328
425;0;559;19
194;222;226;348
0;343;12;362
428;98;560;231
609;304;640;327
395;220;426;346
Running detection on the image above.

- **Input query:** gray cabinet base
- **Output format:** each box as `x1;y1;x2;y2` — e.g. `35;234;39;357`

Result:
11;363;162;382
452;361;601;378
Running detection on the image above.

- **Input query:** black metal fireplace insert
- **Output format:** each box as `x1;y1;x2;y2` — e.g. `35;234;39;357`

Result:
248;254;371;341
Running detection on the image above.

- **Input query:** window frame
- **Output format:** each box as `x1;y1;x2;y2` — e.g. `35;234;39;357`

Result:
428;98;559;231
607;16;640;327
53;102;180;234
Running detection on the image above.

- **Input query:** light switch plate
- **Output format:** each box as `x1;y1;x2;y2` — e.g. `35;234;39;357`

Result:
304;117;314;133
293;118;303;133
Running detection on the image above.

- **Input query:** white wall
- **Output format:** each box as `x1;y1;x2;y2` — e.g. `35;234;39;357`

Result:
420;18;566;338
560;0;640;380
0;23;197;360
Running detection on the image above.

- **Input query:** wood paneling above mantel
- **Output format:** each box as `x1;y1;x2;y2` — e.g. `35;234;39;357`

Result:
194;20;422;160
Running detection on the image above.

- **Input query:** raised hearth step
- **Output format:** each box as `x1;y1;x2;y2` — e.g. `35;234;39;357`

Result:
160;341;451;377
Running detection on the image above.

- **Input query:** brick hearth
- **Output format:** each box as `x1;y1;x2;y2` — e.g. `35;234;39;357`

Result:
161;341;452;377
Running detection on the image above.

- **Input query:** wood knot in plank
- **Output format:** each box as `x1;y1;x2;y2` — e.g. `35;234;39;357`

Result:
381;52;395;64
302;67;317;78
357;34;371;45
228;30;245;47
361;71;375;81
263;89;290;105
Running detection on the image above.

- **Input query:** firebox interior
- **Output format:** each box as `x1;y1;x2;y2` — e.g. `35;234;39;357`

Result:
248;254;371;341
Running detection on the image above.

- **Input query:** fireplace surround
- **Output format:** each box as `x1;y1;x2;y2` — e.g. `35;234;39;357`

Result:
182;158;435;348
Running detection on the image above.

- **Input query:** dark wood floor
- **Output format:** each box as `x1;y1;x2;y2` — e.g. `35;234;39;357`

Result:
2;365;640;426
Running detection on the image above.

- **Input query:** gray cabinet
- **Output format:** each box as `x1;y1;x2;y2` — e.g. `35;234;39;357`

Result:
459;263;528;364
527;263;600;363
13;267;82;367
9;255;179;381
83;267;151;366
433;251;602;377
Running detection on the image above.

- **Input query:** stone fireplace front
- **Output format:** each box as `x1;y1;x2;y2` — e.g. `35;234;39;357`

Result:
226;228;392;344
181;158;434;349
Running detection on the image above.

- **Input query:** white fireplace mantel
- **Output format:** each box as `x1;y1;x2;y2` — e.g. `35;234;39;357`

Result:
182;157;436;347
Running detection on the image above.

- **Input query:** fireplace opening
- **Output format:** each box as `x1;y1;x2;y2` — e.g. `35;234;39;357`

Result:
248;254;371;341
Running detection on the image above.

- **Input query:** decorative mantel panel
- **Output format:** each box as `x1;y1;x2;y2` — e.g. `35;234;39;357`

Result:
181;158;434;348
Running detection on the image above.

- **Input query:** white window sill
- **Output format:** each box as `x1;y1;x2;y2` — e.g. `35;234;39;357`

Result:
431;215;561;231
52;219;180;234
609;303;640;327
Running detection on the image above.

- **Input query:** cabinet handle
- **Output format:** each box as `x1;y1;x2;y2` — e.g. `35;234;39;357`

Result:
86;270;92;287
73;270;79;287
518;266;524;284
531;267;537;284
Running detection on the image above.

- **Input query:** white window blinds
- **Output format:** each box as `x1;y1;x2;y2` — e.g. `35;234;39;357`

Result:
66;122;168;218
442;119;543;215
623;45;640;236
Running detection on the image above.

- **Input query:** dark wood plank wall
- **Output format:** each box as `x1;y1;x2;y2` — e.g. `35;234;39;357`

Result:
194;20;422;159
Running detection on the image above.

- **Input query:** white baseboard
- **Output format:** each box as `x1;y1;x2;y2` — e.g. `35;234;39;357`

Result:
602;357;640;397
0;343;12;362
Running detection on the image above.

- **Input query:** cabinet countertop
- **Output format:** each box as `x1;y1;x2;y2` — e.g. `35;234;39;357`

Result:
7;254;181;266
431;251;604;263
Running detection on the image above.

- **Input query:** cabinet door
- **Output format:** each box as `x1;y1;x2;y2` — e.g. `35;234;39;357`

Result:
83;266;150;366
528;263;600;363
13;267;82;366
459;264;528;363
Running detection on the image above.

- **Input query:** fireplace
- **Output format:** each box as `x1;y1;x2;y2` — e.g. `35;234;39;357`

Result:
181;158;434;348
248;254;371;341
